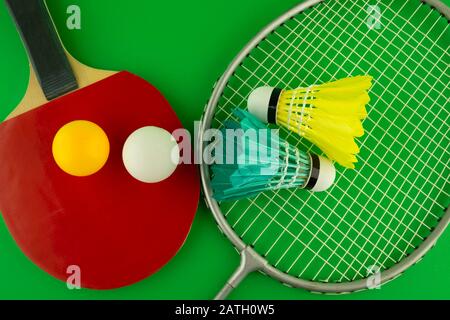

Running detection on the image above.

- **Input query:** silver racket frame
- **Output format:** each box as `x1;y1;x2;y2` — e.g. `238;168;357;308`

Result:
198;0;450;300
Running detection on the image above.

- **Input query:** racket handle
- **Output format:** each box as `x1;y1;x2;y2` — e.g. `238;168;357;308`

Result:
215;283;234;301
215;246;266;300
5;0;78;100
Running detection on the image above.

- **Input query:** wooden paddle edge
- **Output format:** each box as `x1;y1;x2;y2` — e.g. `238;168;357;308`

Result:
6;52;117;120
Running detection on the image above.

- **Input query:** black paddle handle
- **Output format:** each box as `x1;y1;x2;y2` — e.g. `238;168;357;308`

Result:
5;0;78;100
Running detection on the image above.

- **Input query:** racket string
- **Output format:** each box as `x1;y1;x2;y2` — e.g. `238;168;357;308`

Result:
212;0;449;282
308;0;450;282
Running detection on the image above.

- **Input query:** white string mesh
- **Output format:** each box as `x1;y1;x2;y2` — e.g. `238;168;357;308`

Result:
212;0;449;282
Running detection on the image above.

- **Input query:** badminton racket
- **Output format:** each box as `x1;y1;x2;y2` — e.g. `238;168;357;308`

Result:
198;0;450;299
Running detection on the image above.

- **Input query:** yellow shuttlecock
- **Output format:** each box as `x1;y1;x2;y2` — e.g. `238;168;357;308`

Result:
248;75;373;169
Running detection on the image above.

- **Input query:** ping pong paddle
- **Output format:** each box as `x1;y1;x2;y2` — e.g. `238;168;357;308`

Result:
0;0;199;289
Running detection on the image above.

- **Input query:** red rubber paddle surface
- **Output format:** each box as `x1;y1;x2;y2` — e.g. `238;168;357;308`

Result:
0;71;200;289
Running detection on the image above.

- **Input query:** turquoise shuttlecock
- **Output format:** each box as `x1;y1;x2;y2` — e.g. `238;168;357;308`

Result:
210;109;336;201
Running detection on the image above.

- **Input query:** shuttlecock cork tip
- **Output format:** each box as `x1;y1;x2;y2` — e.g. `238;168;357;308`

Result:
248;86;282;124
307;155;336;192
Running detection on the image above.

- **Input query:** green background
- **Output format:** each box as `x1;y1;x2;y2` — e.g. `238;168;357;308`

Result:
0;0;448;299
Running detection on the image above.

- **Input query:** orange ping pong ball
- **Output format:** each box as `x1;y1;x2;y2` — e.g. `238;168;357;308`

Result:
122;126;180;183
52;120;110;177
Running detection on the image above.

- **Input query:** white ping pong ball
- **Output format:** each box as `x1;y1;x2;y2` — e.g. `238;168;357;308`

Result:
122;126;180;183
